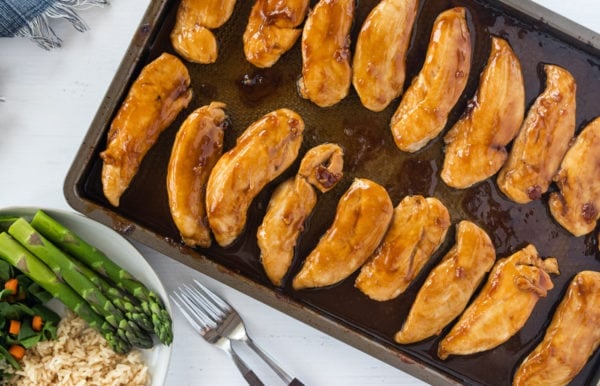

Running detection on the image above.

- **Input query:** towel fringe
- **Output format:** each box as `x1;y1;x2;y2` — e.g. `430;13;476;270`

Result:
14;0;109;50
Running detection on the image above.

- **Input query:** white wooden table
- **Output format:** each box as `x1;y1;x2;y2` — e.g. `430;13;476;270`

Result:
0;1;598;385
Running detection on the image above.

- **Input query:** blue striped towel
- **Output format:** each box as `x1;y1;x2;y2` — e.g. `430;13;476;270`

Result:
0;0;108;49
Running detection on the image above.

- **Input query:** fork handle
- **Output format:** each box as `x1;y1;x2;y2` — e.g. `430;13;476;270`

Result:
245;338;304;386
230;349;265;386
240;369;264;386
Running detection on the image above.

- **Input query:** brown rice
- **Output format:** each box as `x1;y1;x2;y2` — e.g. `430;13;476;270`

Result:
4;311;150;386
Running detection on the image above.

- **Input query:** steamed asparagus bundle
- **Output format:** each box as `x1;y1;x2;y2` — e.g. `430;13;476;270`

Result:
30;210;173;345
0;233;131;354
7;219;153;349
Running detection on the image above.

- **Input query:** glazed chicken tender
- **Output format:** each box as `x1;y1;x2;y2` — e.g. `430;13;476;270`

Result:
513;271;600;386
352;0;418;112
297;143;344;193
438;244;559;360
355;195;450;301
100;52;192;207
167;102;228;248
549;117;600;236
243;0;309;68
292;178;393;290
441;37;525;189
297;0;354;107
394;221;495;344
391;7;472;152
170;0;237;63
206;108;304;247
497;64;576;204
258;144;344;286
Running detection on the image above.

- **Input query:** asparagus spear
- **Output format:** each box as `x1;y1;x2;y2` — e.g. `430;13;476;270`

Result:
77;262;154;332
31;210;173;345
0;232;131;354
7;219;153;349
2;213;152;332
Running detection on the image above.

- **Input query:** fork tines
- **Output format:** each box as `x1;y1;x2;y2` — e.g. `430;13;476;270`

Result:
171;280;232;332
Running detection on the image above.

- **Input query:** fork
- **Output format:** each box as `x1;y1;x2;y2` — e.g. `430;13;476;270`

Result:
171;285;264;386
172;280;304;386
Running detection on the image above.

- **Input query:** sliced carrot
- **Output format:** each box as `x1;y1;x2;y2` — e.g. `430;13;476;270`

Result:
8;344;25;361
4;278;18;294
8;319;21;335
31;315;43;332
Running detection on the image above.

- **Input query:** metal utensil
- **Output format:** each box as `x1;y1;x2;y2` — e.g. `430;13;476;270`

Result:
172;280;303;386
171;284;263;385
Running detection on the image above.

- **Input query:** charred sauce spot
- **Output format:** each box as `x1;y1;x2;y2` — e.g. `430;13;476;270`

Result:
315;165;341;189
527;185;542;200
582;203;598;222
237;69;282;105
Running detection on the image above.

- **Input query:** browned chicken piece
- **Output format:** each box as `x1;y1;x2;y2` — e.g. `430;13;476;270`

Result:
438;244;559;360
391;7;472;152
170;0;237;64
100;53;193;207
206;108;304;247
513;270;600;386
549;117;600;236
259;179;315;286
292;178;393;290
395;221;495;344
297;143;345;193
497;65;576;204
297;0;354;107
441;37;525;189
167;102;228;248
355;195;450;301
243;0;310;68
352;0;418;112
258;144;344;286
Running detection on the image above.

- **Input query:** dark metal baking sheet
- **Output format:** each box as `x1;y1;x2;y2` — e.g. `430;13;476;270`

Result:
64;1;600;384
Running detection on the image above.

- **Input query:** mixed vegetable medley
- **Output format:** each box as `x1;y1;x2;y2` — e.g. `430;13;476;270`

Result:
0;259;60;375
0;210;172;374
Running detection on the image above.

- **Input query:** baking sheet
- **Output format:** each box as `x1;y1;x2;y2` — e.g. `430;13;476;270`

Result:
64;0;600;384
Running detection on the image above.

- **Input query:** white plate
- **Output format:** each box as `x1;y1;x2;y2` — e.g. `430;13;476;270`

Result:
0;207;172;386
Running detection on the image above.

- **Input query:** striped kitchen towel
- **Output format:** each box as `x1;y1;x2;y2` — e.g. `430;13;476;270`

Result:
0;0;108;49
